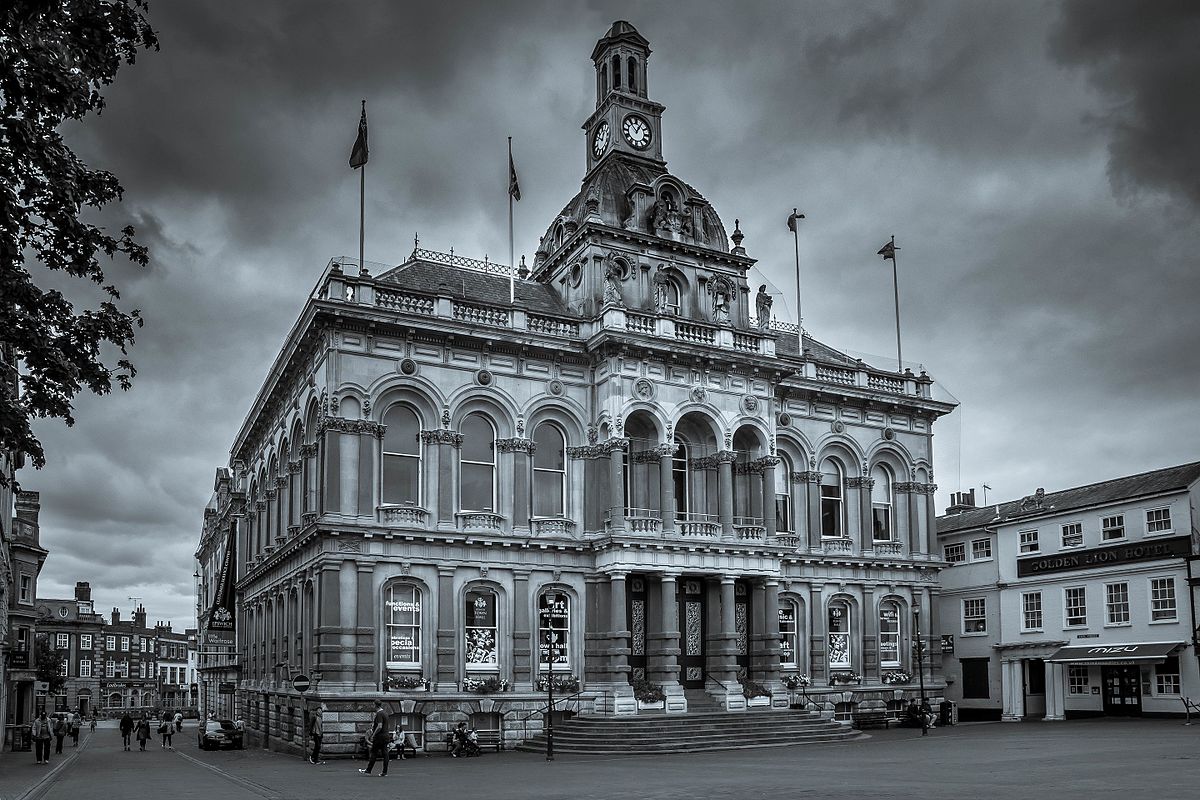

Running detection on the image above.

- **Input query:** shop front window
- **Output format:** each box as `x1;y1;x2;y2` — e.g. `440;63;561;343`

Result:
465;589;499;670
779;602;799;667
878;602;900;667
827;602;852;670
386;584;422;667
537;592;570;669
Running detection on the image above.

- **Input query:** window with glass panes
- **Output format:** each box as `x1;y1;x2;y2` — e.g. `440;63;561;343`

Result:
1145;507;1171;533
775;455;792;532
971;538;992;560
1150;578;1176;621
1021;592;1042;630
963;598;987;633
1061;522;1082;548
105;660;115;678
80;634;92;649
120;636;129;651
1155;656;1180;694
106;635;115;650
827;602;852;669
879;602;901;667
943;543;965;563
778;602;798;667
1019;529;1039;553
459;414;496;512
79;659;92;678
1067;666;1088;693
1101;514;1124;541
820;459;845;538
1064;587;1087;627
532;423;566;517
56;633;68;649
464;589;499;670
871;465;893;541
386;584;421;667
1105;582;1130;624
537;592;570;668
382;405;421;506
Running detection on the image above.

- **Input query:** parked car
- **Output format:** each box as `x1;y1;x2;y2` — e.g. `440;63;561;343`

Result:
197;719;244;750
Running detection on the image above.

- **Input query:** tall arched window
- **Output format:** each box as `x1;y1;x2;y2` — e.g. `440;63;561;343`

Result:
879;601;901;668
247;480;258;556
627;56;638;93
464;588;499;671
820;458;845;538
532;423;566;517
258;468;269;551
775;454;793;532
827;601;852;670
611;54;621;92
386;584;422;668
303;406;319;514
460;413;496;512
664;281;681;315
779;599;799;667
871;465;893;542
537;591;570;669
382;405;422;506
672;441;690;517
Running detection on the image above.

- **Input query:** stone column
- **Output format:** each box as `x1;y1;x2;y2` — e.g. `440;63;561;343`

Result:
435;565;458;691
647;573;683;707
339;430;359;515
852;477;875;550
717;452;735;538
607;440;628;532
905;483;921;554
607;573;632;707
658;448;676;534
336;560;358;690
894;483;912;553
315;564;341;684
1001;660;1025;721
512;570;532;690
749;580;782;690
862;586;878;682
761;458;779;538
844;476;865;550
355;562;374;689
802;472;822;547
809;584;827;683
421;430;462;530
922;484;938;556
708;577;740;689
1044;662;1065;721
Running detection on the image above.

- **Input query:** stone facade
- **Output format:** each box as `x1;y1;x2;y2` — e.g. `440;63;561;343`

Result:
201;21;956;755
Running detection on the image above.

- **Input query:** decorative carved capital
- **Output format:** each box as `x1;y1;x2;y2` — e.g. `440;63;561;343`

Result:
299;443;318;458
495;437;536;454
287;460;302;474
633;443;676;464
265;489;277;501
254;500;268;511
275;476;289;489
567;437;629;459
757;456;781;469
318;415;386;438
894;481;919;493
845;476;874;489
716;450;737;464
420;429;464;448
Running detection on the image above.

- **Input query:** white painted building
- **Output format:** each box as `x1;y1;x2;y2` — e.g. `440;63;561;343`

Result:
936;463;1200;720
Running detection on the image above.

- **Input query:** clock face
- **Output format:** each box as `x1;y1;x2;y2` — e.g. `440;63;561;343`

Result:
622;114;652;150
592;121;610;158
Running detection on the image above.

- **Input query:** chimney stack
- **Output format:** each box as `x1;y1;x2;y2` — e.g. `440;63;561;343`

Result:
75;582;92;602
945;488;977;515
111;607;121;625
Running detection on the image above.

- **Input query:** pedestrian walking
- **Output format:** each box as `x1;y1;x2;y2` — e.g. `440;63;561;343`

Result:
120;712;134;751
159;715;174;749
70;712;81;746
308;704;325;764
358;700;389;777
174;710;183;733
136;715;151;751
32;711;52;764
52;713;66;754
89;717;97;733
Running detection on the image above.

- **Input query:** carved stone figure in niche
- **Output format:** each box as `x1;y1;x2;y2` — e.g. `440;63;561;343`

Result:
653;266;671;314
755;284;772;329
602;253;625;307
653;191;692;238
709;276;733;325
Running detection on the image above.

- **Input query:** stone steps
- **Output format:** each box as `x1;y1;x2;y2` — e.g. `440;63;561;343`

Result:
515;709;858;754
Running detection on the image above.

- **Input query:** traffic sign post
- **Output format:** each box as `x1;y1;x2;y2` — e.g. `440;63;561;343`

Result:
292;674;311;693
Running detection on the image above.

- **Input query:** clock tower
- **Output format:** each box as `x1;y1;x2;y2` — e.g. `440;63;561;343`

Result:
583;21;666;173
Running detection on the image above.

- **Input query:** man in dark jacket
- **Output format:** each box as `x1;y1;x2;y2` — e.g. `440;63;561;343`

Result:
119;712;134;751
52;714;66;754
358;700;389;777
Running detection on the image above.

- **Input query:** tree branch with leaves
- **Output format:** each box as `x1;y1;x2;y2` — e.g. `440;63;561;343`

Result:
1;0;158;486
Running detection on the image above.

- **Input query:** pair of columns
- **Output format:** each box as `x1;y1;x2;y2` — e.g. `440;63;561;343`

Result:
1001;659;1065;721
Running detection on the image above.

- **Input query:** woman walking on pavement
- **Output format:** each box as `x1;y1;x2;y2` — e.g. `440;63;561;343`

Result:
159;714;174;749
136;714;151;751
32;711;52;764
120;712;134;751
308;704;325;764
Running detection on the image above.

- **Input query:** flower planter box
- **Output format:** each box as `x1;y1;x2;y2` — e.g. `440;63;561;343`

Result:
637;700;665;711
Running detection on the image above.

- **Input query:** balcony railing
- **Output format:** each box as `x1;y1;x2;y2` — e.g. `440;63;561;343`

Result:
453;301;510;327
527;315;580;338
733;516;766;540
774;534;800;548
873;541;903;556
379;505;429;526
626;313;655;335
675;321;717;346
867;374;904;393
455;511;505;532
605;507;662;534
677;512;720;538
821;537;854;553
815;365;857;386
532;517;576;536
376;289;435;315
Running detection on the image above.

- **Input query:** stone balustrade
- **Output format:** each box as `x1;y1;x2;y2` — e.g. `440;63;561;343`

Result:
455;511;505;532
379;505;430;526
532;517;577;536
821;537;854;554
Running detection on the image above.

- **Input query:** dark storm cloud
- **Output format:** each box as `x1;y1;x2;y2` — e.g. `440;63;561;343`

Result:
24;1;1200;628
1050;0;1200;208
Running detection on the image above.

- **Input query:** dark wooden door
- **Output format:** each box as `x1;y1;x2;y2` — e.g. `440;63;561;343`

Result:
678;578;706;688
1101;666;1142;716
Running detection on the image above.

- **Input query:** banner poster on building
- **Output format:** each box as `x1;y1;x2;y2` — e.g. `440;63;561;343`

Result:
205;521;238;647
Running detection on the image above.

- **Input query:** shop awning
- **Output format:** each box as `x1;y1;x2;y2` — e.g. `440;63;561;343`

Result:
1047;641;1181;665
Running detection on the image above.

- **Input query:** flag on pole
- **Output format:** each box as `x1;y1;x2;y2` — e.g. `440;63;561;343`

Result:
349;101;368;169
877;239;898;260
508;151;521;201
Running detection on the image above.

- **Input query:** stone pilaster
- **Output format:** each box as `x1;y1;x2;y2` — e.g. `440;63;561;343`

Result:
717;451;735;538
659;449;676;534
647;573;683;706
862;586;878;682
512;569;532;690
421;429;462;530
809;583;826;683
761;458;779;538
435;565;457;691
354;562;374;688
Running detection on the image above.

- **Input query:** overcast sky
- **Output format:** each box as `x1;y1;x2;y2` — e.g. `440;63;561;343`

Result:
26;1;1200;628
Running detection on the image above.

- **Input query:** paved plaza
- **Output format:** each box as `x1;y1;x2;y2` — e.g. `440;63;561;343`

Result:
2;718;1196;800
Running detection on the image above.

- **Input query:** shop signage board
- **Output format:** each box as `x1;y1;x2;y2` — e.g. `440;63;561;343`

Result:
1047;641;1180;665
218;682;237;695
940;635;955;654
1016;535;1190;578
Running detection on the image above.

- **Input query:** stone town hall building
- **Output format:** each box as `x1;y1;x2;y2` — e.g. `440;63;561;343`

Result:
198;22;956;754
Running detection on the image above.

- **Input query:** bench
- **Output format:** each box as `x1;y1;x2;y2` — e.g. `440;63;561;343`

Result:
475;728;504;752
851;711;893;730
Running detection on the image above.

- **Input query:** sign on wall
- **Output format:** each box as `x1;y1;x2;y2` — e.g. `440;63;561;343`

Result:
205;521;238;647
1016;535;1190;578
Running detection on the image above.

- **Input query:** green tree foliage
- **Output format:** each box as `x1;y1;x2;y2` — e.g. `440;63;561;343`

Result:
35;633;67;695
0;1;158;485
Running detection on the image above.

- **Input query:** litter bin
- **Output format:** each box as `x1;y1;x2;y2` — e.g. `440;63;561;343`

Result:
938;700;957;727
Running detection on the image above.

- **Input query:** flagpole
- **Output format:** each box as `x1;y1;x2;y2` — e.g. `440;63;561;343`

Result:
790;208;805;351
358;99;366;271
889;234;903;372
508;137;515;305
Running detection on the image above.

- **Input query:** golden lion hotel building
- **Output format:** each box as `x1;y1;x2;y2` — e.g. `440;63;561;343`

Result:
935;462;1200;721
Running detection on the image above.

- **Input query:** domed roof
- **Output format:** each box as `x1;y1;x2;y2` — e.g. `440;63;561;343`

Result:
591;20;650;61
538;158;730;259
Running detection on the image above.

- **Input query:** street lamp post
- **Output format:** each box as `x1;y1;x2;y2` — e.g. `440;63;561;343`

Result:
914;606;928;736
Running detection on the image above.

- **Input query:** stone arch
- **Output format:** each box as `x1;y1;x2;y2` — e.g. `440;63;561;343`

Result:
524;397;588;444
449;388;519;437
814;436;866;471
669;406;723;446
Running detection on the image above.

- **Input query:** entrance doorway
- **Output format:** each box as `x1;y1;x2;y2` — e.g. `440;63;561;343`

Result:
1101;665;1142;715
1023;659;1046;719
678;578;706;688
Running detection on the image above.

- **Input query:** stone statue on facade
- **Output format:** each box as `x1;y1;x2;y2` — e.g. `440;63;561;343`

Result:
709;276;732;325
653;194;691;238
755;284;772;330
602;254;624;307
653;266;671;314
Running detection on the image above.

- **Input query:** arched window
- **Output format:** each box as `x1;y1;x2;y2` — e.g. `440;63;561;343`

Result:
627;56;638;93
775;454;792;532
537;591;570;669
664;281;681;316
460;413;496;512
820;458;845;538
532;423;566;517
303;405;319;514
383;405;422;506
827;601;852;670
386;584;422;668
672;441;690;517
611;54;621;92
871;465;893;542
879;601;901;668
779;599;799;667
464;588;499;671
247;480;258;556
258;468;269;551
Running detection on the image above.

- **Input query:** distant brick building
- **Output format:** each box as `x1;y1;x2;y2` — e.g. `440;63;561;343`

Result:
3;492;47;747
34;582;104;716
